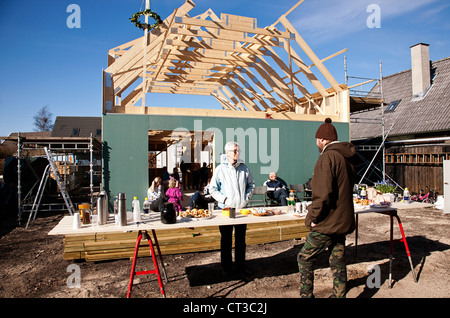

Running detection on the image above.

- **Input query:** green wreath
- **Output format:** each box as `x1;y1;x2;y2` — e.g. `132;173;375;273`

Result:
130;9;163;31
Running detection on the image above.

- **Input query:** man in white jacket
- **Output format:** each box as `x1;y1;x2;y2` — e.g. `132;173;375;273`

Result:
209;141;255;276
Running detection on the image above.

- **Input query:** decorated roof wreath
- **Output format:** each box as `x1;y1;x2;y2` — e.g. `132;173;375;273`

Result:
130;9;163;31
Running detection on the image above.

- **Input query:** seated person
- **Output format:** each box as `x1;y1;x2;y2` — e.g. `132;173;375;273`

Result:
166;178;183;212
147;177;167;212
263;172;288;206
190;182;215;209
148;177;162;202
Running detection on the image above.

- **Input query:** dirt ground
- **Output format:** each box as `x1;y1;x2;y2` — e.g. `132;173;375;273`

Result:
0;204;449;303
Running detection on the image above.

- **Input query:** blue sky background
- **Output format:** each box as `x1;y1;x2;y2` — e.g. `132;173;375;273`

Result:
0;0;449;137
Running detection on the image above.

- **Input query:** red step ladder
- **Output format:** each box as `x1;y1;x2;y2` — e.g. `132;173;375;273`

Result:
127;230;167;298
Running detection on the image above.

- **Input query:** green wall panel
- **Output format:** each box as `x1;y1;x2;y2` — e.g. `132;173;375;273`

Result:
102;113;349;210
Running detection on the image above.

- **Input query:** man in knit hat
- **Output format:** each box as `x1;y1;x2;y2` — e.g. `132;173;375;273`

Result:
298;118;356;298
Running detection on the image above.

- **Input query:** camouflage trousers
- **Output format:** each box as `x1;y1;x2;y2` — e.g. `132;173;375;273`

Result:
297;231;347;298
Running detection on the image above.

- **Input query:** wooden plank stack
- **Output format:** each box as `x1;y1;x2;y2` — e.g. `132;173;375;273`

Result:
63;219;308;262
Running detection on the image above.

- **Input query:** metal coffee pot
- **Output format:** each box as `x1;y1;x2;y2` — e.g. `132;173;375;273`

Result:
97;191;108;225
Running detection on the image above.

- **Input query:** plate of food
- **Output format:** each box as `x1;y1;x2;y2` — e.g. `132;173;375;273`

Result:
251;207;271;216
179;208;213;219
370;202;391;208
270;208;282;215
353;198;370;206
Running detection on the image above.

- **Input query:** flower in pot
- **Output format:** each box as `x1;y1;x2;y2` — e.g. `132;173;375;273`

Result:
374;180;397;203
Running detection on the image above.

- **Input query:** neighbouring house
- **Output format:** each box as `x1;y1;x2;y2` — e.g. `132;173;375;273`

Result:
51;116;101;138
0;117;102;219
350;43;450;195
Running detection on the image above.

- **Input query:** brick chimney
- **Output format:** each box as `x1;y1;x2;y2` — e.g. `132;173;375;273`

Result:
410;43;431;100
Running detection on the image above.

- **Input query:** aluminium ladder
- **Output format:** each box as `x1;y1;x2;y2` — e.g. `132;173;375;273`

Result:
26;147;75;229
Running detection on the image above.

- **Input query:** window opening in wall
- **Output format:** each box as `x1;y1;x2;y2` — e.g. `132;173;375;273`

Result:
148;129;214;192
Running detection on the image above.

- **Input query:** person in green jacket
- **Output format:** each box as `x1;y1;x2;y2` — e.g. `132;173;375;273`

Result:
298;118;356;298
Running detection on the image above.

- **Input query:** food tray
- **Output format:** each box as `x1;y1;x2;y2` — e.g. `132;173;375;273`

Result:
251;208;271;216
179;208;212;218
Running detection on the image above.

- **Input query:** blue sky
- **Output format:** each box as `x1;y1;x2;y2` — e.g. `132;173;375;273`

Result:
0;0;449;137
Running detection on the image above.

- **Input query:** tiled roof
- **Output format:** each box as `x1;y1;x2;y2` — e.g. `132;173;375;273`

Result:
51;116;101;138
350;56;450;140
6;131;52;138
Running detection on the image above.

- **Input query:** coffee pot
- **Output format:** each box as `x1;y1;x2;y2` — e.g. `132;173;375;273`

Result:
160;202;176;224
97;191;108;225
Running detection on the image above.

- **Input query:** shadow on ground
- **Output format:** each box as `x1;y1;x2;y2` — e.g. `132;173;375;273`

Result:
184;236;449;297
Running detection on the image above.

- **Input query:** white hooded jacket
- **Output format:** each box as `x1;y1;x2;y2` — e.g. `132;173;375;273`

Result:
209;159;255;209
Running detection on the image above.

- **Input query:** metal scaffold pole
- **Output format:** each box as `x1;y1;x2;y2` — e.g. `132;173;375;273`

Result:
17;133;22;223
90;133;94;209
380;60;385;182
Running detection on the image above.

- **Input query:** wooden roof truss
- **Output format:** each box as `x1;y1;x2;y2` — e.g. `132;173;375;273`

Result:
103;0;350;121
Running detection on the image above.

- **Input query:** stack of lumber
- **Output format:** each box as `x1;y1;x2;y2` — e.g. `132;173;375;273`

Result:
63;219;308;262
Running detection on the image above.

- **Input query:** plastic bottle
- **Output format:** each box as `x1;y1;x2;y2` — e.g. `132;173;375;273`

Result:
143;197;150;214
403;188;410;204
360;187;366;200
113;195;119;224
288;190;295;212
113;196;118;214
132;196;141;222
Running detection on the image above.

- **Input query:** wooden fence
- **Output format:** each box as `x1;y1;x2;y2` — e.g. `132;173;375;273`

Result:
384;146;449;195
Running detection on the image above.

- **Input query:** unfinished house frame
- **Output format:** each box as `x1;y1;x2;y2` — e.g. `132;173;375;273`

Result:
103;0;354;122
101;0;381;210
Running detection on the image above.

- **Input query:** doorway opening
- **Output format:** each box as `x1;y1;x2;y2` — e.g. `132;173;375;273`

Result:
148;129;214;191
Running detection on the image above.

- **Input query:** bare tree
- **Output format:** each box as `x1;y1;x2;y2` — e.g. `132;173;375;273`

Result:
33;105;54;132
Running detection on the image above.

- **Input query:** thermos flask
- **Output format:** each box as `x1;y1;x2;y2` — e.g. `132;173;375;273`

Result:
97;191;108;225
118;192;127;226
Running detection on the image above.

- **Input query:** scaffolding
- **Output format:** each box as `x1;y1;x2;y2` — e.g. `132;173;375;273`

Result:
14;134;102;224
346;57;393;186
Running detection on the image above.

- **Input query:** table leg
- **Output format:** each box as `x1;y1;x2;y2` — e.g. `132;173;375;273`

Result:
152;229;168;283
146;231;166;297
354;209;417;289
395;215;418;283
389;215;394;288
354;214;359;257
